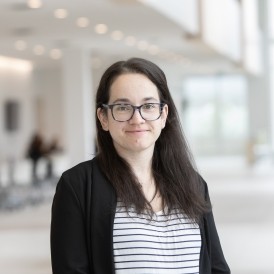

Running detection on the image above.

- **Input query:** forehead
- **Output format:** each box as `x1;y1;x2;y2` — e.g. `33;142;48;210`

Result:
109;73;159;102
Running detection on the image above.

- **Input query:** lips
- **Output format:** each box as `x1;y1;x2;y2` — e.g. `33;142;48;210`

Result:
127;130;147;132
126;129;149;135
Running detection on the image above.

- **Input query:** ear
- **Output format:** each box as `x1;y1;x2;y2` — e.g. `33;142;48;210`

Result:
161;104;168;129
97;108;109;131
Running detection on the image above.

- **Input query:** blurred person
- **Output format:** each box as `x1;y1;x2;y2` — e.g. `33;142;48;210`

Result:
45;136;62;179
26;132;45;184
50;58;230;274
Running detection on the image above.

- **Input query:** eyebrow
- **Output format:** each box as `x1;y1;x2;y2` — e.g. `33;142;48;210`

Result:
111;97;159;104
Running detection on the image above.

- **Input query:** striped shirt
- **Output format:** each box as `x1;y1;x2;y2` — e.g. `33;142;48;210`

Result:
113;202;201;274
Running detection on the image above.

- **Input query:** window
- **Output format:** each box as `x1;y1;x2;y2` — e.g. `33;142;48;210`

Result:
182;75;248;155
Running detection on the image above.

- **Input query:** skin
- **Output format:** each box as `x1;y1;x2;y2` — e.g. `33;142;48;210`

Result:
97;73;168;211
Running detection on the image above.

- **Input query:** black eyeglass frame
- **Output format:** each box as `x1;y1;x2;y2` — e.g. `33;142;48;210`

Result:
102;103;166;122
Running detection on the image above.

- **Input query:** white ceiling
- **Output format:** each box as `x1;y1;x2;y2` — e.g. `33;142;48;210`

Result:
0;0;242;73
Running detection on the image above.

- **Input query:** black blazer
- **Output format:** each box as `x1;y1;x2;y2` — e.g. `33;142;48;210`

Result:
50;157;230;274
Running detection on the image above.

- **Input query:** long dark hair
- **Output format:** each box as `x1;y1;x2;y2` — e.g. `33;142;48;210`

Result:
96;57;209;222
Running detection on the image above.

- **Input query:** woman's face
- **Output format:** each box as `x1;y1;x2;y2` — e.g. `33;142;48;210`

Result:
97;73;168;157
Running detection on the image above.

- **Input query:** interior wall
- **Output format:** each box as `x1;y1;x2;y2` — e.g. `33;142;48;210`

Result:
32;67;63;147
0;69;34;161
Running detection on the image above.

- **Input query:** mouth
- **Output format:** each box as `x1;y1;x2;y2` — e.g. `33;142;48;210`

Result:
126;129;149;134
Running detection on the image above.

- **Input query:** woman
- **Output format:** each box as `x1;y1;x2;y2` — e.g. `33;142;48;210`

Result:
51;58;230;274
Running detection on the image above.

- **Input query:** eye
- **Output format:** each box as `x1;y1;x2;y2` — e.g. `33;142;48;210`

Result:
142;103;156;110
115;104;131;112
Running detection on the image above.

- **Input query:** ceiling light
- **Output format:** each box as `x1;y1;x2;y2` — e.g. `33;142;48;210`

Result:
169;52;179;61
94;24;108;34
27;0;42;9
137;40;148;51
111;30;124;41
0;55;32;72
176;55;187;63
49;49;62;60
33;45;45;55
76;17;90;28
179;57;191;65
125;36;136;46
54;9;68;19
15;40;27;51
147;45;160;55
159;50;173;59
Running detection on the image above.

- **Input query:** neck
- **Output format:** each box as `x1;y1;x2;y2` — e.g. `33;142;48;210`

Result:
116;148;154;186
115;147;163;212
126;153;153;183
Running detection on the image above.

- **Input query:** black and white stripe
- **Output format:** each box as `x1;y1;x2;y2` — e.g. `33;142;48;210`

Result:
113;203;201;274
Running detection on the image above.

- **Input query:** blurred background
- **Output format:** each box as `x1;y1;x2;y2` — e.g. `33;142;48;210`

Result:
0;0;274;273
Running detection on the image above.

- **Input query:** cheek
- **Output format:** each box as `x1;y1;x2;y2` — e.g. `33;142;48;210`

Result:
108;123;123;138
153;121;164;137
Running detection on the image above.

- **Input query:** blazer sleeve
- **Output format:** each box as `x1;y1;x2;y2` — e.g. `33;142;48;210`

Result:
50;174;90;274
203;181;231;274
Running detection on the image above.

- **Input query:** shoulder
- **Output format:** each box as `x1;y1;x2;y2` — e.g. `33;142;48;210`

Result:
197;174;212;211
58;157;99;194
56;156;114;201
196;174;208;195
62;157;97;179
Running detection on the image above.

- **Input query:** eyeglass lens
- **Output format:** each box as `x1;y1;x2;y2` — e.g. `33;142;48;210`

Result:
112;103;162;121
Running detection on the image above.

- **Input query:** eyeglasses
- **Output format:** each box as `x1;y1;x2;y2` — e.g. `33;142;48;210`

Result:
102;103;165;122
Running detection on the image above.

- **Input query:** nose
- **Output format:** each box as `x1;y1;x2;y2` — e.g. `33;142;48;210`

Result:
129;108;145;124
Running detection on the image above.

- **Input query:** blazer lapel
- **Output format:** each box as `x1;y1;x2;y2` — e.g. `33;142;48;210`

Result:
90;160;116;274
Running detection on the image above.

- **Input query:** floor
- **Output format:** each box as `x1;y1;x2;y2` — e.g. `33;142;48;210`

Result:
0;203;51;274
198;157;274;274
0;157;274;274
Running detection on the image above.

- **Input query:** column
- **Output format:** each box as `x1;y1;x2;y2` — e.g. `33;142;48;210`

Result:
259;0;274;159
62;48;95;167
247;0;273;163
